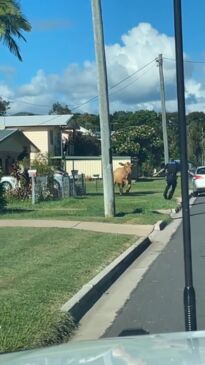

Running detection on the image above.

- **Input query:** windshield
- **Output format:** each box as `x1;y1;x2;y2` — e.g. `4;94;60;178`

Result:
196;168;205;175
1;0;205;363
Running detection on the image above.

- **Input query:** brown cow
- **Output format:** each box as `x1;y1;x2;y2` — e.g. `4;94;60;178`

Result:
113;162;133;195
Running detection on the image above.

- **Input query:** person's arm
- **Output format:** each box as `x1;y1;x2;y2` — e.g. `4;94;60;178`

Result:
153;167;165;177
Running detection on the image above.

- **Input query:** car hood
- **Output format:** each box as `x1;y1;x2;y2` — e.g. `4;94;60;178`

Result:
1;331;205;365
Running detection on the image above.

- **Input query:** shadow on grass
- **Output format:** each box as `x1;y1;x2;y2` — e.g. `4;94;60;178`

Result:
116;208;144;217
1;208;35;215
119;190;161;196
85;192;103;196
116;208;168;218
136;178;155;182
75;190;162;197
152;210;168;215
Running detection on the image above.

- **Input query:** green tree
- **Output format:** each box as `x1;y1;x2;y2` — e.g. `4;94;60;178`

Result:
0;0;31;61
0;96;10;115
111;125;163;166
49;102;71;115
74;132;101;156
110;110;161;131
167;112;180;159
73;113;100;133
187;112;205;165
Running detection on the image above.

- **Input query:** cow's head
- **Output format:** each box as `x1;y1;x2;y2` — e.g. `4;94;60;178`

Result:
119;162;133;171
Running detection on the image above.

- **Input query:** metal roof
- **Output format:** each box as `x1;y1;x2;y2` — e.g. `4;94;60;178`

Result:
0;114;73;128
0;128;17;142
0;128;39;152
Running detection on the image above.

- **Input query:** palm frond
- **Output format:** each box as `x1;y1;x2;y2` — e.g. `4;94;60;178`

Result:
1;30;22;60
0;0;31;60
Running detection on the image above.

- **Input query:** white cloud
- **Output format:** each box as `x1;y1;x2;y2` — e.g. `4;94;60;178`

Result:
0;83;14;99
2;22;205;115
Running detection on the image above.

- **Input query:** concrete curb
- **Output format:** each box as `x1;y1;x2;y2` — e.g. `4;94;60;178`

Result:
154;220;168;231
154;191;194;230
61;236;151;322
61;192;194;323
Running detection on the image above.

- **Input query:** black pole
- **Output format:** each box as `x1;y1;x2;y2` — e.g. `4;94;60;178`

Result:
173;0;197;331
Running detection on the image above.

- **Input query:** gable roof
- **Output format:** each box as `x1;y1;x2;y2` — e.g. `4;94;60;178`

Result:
0;114;73;128
0;129;17;143
0;128;39;152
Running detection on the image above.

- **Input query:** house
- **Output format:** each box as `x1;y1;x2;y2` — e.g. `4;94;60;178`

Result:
0;114;74;160
0;128;39;174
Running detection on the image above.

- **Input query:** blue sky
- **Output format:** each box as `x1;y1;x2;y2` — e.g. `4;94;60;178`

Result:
1;0;205;115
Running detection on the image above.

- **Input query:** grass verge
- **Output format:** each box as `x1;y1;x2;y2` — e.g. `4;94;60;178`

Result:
1;178;184;224
0;227;135;353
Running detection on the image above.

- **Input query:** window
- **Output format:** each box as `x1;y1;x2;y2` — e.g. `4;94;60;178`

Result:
196;167;205;175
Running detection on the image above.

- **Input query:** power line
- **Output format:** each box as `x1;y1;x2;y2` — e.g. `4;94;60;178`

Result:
164;57;205;64
9;99;50;108
109;64;155;98
71;58;157;111
108;58;156;90
5;58;157;113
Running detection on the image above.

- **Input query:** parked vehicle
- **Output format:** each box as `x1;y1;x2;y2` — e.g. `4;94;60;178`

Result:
0;170;68;194
52;169;69;197
192;166;205;196
0;175;19;191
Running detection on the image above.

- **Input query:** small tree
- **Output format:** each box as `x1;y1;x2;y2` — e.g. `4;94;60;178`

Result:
31;153;54;176
0;183;7;210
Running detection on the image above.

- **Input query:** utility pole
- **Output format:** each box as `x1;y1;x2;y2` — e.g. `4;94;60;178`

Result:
157;54;169;165
91;0;115;217
173;0;197;331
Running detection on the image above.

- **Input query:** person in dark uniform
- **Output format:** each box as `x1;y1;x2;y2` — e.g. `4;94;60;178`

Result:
163;159;180;200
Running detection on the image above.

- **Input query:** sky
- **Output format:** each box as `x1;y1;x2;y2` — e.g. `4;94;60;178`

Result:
1;0;205;116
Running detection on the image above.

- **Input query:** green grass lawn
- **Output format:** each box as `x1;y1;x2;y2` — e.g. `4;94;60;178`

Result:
0;227;135;353
1;178;185;224
0;177;192;353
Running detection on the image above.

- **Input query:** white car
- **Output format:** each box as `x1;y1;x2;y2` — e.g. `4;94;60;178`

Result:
0;171;68;193
0;175;19;191
192;165;205;196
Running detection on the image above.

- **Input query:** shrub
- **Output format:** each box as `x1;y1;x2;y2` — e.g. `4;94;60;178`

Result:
0;183;7;210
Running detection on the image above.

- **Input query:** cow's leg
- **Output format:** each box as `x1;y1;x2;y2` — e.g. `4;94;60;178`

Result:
125;179;131;193
125;185;131;193
118;183;124;195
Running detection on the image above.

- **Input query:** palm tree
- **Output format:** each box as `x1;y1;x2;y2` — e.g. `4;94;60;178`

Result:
0;0;31;61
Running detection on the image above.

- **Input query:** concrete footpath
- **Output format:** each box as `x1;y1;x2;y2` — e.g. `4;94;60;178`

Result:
0;219;154;236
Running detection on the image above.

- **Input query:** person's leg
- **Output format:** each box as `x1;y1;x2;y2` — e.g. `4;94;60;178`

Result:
163;180;170;199
168;179;177;199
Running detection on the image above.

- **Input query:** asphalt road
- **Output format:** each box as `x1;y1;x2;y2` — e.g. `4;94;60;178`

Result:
104;195;205;337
